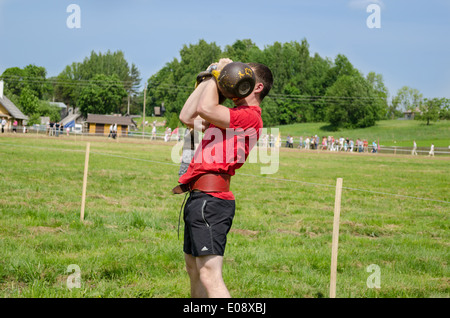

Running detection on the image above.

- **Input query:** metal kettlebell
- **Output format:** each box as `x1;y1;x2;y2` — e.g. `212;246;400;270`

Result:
213;62;256;99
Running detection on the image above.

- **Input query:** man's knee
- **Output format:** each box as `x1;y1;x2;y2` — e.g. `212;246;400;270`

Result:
197;256;222;284
185;254;199;277
198;266;218;289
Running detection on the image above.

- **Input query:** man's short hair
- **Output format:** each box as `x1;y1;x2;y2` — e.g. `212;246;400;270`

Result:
247;63;273;102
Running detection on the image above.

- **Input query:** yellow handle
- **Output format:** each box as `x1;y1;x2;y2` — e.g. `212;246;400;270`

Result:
211;70;220;81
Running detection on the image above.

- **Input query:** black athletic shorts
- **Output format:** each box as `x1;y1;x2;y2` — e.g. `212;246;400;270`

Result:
183;192;235;257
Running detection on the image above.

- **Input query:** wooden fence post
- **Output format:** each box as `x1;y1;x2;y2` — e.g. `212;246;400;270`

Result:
80;142;90;222
330;178;343;298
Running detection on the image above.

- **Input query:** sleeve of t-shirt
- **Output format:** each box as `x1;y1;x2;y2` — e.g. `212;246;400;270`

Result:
229;107;260;130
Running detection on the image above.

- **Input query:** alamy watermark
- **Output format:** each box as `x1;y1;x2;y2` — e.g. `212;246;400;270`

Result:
66;4;81;29
366;264;381;289
171;122;280;175
66;264;81;290
366;4;381;29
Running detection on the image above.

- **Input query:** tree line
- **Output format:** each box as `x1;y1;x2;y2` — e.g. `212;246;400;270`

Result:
147;39;449;128
0;50;141;124
147;39;390;129
1;39;448;128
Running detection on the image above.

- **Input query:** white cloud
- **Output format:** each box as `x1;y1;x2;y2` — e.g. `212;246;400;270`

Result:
348;0;385;10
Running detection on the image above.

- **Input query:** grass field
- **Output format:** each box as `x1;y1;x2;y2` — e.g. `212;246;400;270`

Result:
0;134;448;298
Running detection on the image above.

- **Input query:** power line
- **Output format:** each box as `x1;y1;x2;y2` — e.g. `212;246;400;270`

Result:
0;75;138;89
0;76;386;102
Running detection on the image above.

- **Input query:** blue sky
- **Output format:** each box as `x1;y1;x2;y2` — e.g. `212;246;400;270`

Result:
0;0;449;99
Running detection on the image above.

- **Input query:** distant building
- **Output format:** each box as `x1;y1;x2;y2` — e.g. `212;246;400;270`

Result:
85;114;136;136
403;107;422;120
60;107;83;130
49;101;69;120
0;80;29;130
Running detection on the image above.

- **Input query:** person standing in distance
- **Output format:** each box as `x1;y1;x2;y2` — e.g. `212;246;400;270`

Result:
412;140;418;156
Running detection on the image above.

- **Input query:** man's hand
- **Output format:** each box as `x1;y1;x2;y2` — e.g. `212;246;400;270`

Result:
180;58;233;131
216;58;233;72
207;62;218;72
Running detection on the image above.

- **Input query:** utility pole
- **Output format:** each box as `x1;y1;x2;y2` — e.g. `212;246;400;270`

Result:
142;83;147;139
127;94;130;115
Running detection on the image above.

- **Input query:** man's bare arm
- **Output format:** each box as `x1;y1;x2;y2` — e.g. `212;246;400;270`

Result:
179;81;210;131
196;79;230;129
194;58;233;129
180;59;233;130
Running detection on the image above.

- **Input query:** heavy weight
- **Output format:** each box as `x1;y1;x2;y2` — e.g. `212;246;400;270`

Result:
196;62;256;100
214;62;256;99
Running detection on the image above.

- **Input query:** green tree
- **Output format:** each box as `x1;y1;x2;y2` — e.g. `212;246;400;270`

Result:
366;72;389;118
418;98;441;125
26;101;62;125
277;85;302;125
0;67;25;96
19;87;40;115
259;97;279;127
222;39;259;62
147;39;222;121
54;62;83;108
166;112;181;130
325;74;383;129
78;74;128;117
439;98;450;120
144;38;391;127
1;64;50;100
54;50;140;112
23;64;48;99
304;53;332;97
38;101;61;122
392;86;423;112
321;54;359;91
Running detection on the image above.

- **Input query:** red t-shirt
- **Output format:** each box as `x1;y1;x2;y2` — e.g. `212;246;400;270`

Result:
178;105;263;200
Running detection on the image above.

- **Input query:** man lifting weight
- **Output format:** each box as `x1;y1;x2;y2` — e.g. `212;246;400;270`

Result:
175;58;273;298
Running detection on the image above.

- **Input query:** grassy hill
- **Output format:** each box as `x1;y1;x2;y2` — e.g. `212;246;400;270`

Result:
275;120;450;148
132;117;449;148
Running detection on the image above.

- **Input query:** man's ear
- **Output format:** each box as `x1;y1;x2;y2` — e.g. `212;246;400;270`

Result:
254;82;264;94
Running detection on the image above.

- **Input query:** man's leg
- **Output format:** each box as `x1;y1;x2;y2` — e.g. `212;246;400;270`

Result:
196;254;230;298
184;253;207;298
185;253;230;298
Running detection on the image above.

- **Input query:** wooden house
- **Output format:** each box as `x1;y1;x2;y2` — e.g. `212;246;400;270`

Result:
85;114;135;136
0;80;28;130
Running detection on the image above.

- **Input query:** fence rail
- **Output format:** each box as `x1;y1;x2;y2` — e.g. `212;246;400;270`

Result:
3;125;173;142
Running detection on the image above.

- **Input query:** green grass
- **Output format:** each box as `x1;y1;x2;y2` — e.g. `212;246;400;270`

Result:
0;134;448;298
276;120;450;148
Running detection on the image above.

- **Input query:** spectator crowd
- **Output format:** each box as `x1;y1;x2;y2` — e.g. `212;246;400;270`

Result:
259;134;380;153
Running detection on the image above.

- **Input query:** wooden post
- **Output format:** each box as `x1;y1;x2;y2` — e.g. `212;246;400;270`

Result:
80;142;90;222
142;83;147;140
330;177;343;298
